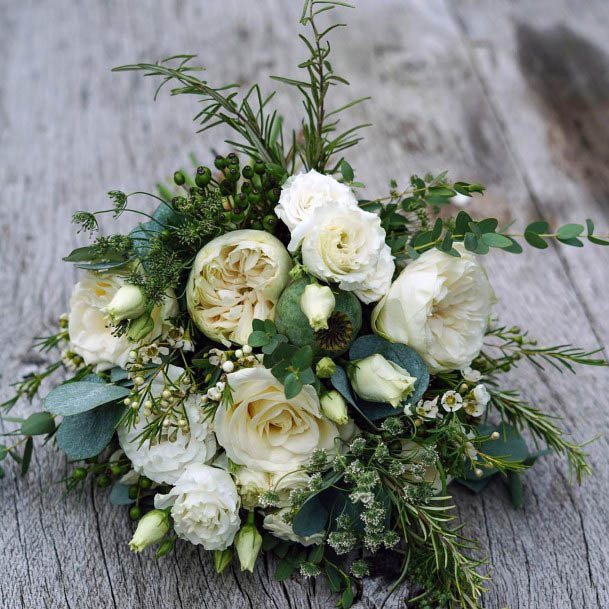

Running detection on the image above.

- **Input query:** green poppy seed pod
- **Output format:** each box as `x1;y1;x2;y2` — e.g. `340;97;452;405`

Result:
173;171;185;186
254;159;266;174
214;155;226;170
242;165;254;180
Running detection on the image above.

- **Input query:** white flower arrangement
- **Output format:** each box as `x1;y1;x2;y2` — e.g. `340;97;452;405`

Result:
3;3;608;608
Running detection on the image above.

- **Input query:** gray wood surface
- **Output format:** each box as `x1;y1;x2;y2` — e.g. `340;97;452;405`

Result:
1;1;608;607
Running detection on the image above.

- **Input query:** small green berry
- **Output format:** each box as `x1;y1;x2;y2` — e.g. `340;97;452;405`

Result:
173;171;185;186
72;467;87;481
129;506;142;520
139;477;152;490
254;160;266;175
128;485;139;500
214;155;226;170
96;475;111;488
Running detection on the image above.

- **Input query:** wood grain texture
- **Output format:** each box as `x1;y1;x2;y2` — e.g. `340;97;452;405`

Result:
1;1;607;607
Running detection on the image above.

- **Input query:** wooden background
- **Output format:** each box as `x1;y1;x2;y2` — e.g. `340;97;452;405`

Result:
1;1;608;607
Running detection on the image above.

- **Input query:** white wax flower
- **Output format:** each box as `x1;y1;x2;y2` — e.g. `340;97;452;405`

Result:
215;367;339;473
186;229;292;346
349;354;416;408
154;463;241;551
263;508;324;546
372;246;495;372
463;384;491;417
275;169;358;232
118;366;217;485
441;390;463;413
68;272;177;372
300;283;336;331
288;201;395;304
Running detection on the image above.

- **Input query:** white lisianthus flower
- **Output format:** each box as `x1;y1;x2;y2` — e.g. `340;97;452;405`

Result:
263;508;324;546
371;246;496;372
300;284;336;331
320;390;349;425
275;169;358;232
349;354;416;407
186;229;292;346
463;384;491;417
155;463;241;550
118;366;217;485
288;201;395;304
68;272;177;372
128;509;170;552
215;367;339;473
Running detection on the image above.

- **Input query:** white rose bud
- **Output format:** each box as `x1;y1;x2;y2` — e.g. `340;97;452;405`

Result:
315;356;337;379
128;509;170;552
235;515;263;573
104;284;147;324
300;284;335;331
320;390;349;425
349;354;416;408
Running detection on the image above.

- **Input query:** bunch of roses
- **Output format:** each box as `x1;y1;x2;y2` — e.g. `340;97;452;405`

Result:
65;169;495;558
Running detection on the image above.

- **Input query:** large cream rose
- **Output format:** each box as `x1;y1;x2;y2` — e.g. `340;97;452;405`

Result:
68;272;177;372
288;201;394;304
215;367;339;473
186;230;292;346
371;246;495;372
275;169;358;231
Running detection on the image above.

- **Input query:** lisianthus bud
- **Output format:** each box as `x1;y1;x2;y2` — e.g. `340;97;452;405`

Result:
316;356;337;379
128;509;170;552
300;284;335;331
320;390;349;425
213;548;233;574
104;284;147;324
127;313;155;342
235;515;262;573
349;354;416;408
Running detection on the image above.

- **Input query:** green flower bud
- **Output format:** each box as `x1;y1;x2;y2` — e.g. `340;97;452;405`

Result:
315;357;337;379
213;548;233;574
214;155;226;170
155;537;175;559
127;313;154;342
103;284;147;324
320;390;349;425
242;165;254;180
129;506;142;521
235;515;262;573
128;509;170;552
254;160;266;175
195;166;211;187
173;171;185;186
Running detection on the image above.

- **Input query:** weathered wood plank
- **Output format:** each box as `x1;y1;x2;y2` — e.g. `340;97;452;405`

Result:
0;1;607;608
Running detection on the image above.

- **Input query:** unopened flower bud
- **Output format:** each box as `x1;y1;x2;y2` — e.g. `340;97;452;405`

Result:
235;515;262;573
315;356;337;379
104;284;147;324
320;390;349;425
300;284;335;331
213;548;233;574
128;509;170;553
127;313;154;342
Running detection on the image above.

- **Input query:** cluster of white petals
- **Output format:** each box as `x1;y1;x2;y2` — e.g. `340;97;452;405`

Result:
186;229;292;346
118;366;217;485
68;272;177;371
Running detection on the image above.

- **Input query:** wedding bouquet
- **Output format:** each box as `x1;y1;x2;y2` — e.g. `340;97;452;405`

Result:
2;3;608;608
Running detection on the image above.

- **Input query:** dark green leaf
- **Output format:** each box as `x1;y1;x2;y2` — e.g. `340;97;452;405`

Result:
481;232;513;249
292;345;313;370
589;235;609;246
454;476;493;493
21;412;56;436
428;186;455;197
430;218;443;241
45;382;130;416
21;437;33;476
476;218;499;234
284;373;303;399
507;472;524;509
556;223;584;239
557;237;584;247
524;231;548;249
464;232;478;252
339;160;354;183
586;218;594;236
274;558;298;582
525;221;549;235
503;237;524;254
0;445;7;461
341;584;354;609
440;231;453;252
325;562;343;593
56;403;125;460
455;211;473;234
249;330;270;347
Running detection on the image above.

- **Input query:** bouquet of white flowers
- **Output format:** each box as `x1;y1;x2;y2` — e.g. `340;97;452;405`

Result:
2;3;608;608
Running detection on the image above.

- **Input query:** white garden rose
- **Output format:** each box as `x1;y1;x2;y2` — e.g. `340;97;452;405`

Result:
186;229;292;346
275;169;358;231
68;272;177;372
118;366;217;485
289;201;394;304
215;367;339;473
263;508;324;546
371;246;495;372
154;463;240;550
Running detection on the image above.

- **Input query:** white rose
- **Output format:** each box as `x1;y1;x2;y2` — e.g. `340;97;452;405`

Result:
372;246;495;372
300;283;335;331
215;367;339;473
118;366;217;485
155;463;241;550
288;201;395;304
349;353;416;407
275;169;358;232
186;229;292;346
68;272;177;372
235;468;310;509
263;508;324;546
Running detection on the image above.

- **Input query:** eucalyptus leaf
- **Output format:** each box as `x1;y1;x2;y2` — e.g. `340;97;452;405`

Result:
20;412;56;436
110;483;136;506
45;382;130;416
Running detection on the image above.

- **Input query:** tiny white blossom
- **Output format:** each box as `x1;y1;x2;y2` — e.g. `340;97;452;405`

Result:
140;343;170;365
441;390;463;413
463;384;491;417
415;396;439;419
460;366;482;383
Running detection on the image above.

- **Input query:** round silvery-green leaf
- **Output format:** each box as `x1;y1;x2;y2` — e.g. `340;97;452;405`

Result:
44;381;130;416
347;335;430;420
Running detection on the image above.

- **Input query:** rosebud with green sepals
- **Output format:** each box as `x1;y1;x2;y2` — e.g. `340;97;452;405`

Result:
128;509;170;552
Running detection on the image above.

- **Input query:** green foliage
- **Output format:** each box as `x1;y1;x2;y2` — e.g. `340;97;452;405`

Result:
44;381;130;416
